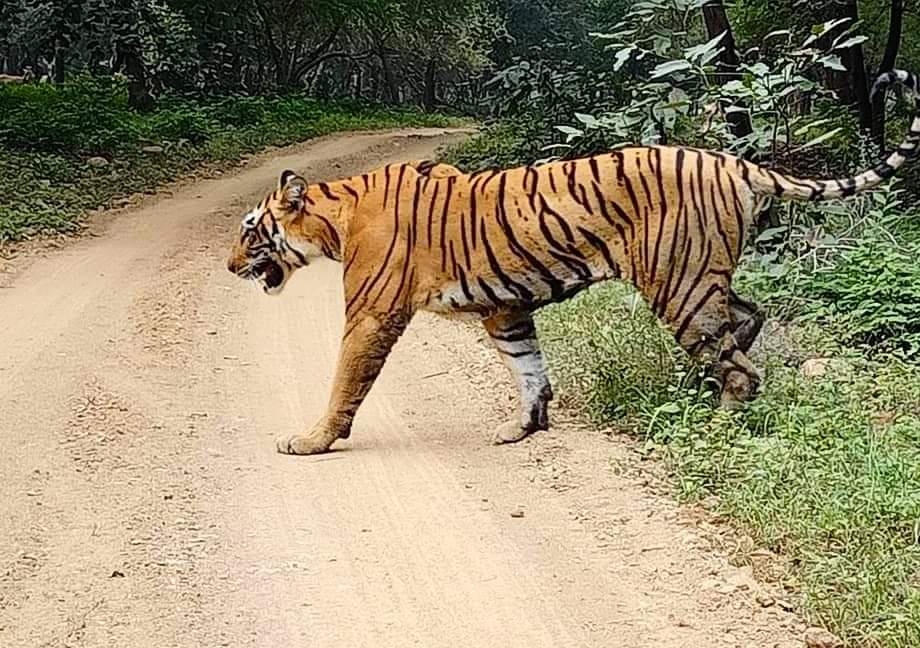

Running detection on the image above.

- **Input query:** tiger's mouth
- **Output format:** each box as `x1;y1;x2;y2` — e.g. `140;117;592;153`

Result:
251;258;286;293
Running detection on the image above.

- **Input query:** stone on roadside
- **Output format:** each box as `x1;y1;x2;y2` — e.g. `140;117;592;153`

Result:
804;627;843;648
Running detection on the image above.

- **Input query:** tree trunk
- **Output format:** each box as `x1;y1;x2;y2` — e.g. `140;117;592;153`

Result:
52;36;66;84
378;47;398;105
700;1;754;153
113;41;154;112
871;0;903;150
818;0;873;132
423;59;437;112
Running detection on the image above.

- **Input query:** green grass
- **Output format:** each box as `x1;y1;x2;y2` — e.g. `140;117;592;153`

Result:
0;76;462;242
443;117;552;172
537;278;920;647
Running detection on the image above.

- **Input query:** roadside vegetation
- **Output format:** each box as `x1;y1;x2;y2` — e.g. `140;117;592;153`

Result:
0;78;456;242
0;0;484;242
3;0;920;644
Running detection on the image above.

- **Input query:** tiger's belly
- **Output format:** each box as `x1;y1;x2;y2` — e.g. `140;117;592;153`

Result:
421;264;615;320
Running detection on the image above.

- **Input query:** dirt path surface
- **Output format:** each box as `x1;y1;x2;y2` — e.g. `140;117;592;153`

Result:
0;129;803;648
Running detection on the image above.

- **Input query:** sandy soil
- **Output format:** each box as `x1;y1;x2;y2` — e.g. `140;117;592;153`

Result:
0;129;804;647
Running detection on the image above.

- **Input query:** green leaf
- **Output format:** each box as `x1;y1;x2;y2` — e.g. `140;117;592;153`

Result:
833;35;869;51
818;55;846;72
613;45;638;72
763;29;791;42
650;59;691;79
802;18;851;48
574;113;601;128
684;31;724;63
796;127;844;151
657;403;681;415
813;18;851;38
555;125;584;143
793;118;834;137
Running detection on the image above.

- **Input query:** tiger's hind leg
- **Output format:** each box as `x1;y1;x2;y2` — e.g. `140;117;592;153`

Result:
483;311;553;445
729;289;765;353
666;278;762;408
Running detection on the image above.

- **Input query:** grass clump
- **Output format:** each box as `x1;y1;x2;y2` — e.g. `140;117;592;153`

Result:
536;184;920;647
0;75;461;242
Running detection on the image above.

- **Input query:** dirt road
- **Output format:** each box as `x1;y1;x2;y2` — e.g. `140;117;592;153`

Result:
0;130;802;647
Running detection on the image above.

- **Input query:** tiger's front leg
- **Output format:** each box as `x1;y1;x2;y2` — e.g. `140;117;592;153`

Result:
483;311;554;445
276;312;411;455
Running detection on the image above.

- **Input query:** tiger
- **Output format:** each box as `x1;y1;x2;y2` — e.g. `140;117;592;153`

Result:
227;70;919;456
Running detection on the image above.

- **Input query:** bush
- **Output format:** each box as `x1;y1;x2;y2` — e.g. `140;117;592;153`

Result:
0;77;462;242
145;103;219;144
0;75;140;155
799;241;920;356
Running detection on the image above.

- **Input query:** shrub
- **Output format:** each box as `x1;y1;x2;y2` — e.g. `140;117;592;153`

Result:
0;75;139;155
144;105;219;144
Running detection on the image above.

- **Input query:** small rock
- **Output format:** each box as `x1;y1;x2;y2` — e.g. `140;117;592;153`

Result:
510;509;525;518
755;592;775;607
776;598;795;611
804;627;843;648
715;582;738;595
700;577;722;591
141;145;164;154
801;358;849;379
87;156;109;168
110;569;125;578
801;358;830;378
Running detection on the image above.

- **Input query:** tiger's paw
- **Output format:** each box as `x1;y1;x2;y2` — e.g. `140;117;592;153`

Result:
492;421;533;445
276;427;337;456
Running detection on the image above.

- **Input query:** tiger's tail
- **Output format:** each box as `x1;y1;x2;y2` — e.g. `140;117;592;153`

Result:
748;69;920;201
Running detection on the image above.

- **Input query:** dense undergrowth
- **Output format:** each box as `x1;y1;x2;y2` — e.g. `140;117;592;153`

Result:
0;76;458;242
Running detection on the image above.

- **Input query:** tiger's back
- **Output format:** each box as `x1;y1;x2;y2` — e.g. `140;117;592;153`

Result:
348;147;761;337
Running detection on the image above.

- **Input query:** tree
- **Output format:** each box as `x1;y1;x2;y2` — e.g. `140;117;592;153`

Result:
701;0;754;152
871;0;904;150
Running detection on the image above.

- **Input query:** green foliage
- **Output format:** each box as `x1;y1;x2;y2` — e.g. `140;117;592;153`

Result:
0;77;460;242
443;118;551;171
734;183;920;357
576;5;861;156
799;241;920;356
0;75;139;154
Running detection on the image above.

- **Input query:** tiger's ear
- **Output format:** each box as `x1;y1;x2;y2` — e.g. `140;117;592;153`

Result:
279;170;307;211
279;169;300;189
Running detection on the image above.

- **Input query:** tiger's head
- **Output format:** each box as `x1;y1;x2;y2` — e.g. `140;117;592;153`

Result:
227;169;343;295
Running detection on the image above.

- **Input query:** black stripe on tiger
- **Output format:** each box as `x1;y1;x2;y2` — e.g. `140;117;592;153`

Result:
495;175;566;298
439;176;456;272
479;216;534;303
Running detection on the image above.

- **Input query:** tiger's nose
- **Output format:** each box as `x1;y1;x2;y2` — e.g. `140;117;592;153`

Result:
227;258;242;274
